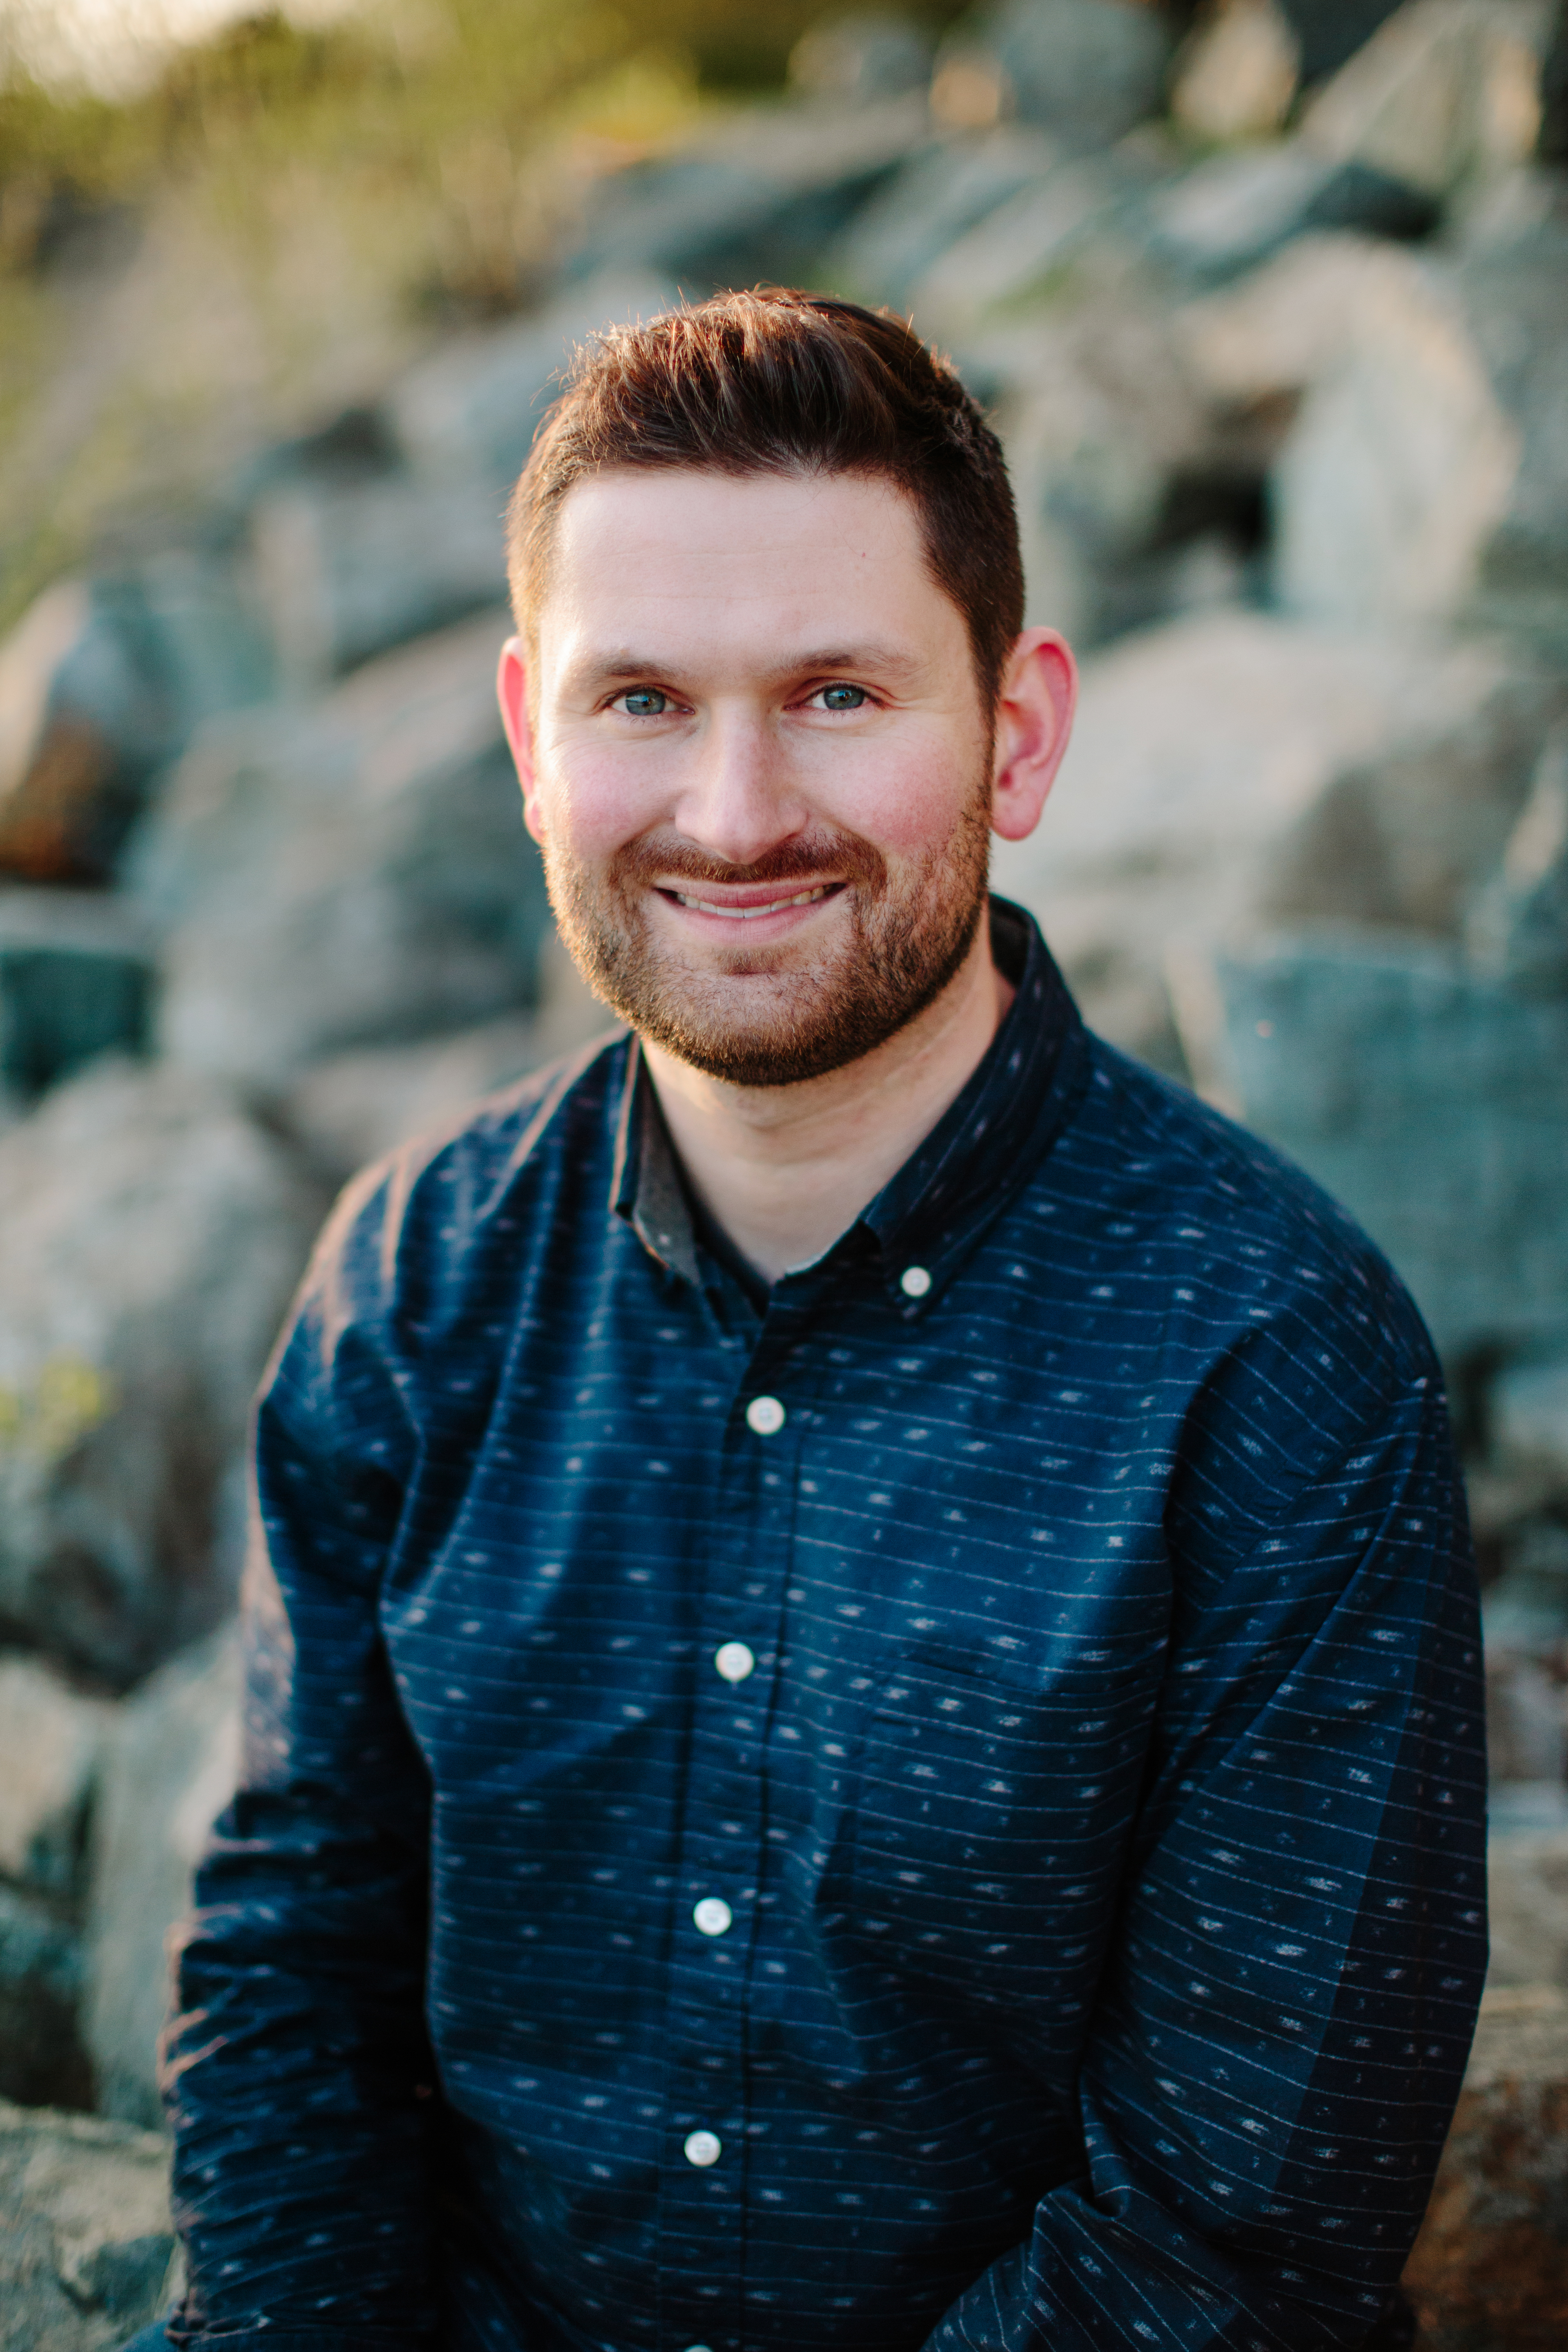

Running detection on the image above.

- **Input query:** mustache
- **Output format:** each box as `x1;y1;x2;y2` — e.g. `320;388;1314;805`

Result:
612;831;886;893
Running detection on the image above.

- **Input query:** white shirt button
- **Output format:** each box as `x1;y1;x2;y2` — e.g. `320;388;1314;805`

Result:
693;1896;733;1937
714;1641;755;1683
684;2128;722;2167
745;1394;786;1435
900;1264;932;1298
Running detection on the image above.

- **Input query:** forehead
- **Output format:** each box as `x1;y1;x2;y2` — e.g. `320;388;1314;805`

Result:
538;467;961;664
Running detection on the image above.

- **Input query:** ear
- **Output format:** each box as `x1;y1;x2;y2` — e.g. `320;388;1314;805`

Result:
990;628;1077;844
497;637;547;846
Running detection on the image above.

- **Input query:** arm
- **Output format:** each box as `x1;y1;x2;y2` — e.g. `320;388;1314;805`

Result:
925;1360;1487;2352
163;1174;437;2352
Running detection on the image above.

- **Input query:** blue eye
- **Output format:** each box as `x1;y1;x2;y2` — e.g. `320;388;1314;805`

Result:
618;689;668;716
819;683;866;710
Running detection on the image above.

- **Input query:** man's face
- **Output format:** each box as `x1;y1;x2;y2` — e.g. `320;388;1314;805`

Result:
506;467;1003;1087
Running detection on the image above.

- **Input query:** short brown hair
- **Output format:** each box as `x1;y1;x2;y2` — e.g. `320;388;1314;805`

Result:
506;289;1024;710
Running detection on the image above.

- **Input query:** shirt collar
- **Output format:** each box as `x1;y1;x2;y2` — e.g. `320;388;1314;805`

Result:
610;896;1089;1310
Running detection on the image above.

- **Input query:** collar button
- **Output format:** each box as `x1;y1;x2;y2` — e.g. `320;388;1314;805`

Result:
900;1265;932;1298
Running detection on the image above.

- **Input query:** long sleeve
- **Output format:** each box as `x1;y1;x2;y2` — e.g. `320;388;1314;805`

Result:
923;1362;1487;2352
162;1172;437;2352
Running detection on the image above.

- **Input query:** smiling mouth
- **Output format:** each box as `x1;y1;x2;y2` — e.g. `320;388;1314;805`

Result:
663;883;842;920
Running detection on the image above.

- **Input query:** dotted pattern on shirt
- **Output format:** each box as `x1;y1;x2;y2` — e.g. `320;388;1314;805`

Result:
165;908;1486;2352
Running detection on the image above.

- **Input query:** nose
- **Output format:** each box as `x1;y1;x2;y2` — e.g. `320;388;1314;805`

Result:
668;704;811;872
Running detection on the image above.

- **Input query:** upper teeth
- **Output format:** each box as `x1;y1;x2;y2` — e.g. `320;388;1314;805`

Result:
673;886;829;920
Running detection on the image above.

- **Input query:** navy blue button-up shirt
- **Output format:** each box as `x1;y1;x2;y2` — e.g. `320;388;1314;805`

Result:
166;902;1486;2352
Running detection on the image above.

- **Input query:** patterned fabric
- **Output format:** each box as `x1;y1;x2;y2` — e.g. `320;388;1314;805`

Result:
164;902;1486;2352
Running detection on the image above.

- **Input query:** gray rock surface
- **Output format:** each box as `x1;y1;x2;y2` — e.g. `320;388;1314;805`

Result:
1494;1354;1568;1491
1299;0;1556;200
991;608;1543;1070
0;1656;109;1898
1151;143;1438;277
138;610;552;1089
251;470;507;687
1458;196;1568;634
0;567;272;886
1172;930;1568;1360
1489;1829;1568;1989
87;1626;241;2131
1169;0;1300;145
386;271;676;489
828;129;1059;311
1468;732;1568;992
973;0;1170;146
0;889;155;1102
788;12;934;104
0;1060;319;1682
0;2096;177;2351
0;1883;89;2110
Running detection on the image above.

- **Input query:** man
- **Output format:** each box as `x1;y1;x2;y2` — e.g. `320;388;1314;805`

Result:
150;292;1486;2352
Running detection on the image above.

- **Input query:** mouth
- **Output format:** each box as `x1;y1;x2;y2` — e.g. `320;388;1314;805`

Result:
656;881;846;922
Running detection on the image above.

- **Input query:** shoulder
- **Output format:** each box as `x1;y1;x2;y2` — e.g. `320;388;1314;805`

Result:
293;1027;632;1341
1014;1033;1447;1530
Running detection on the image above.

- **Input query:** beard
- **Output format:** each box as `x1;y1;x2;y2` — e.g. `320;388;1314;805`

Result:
541;783;994;1089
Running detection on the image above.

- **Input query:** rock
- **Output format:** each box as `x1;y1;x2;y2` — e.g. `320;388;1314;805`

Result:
1468;732;1568;992
0;2095;176;2351
0;890;154;1102
976;299;1232;643
1456;198;1568;636
86;1627;241;2131
0;1884;89;2111
1300;0;1556;202
1494;1354;1568;1492
385;271;677;491
0;1058;319;1683
1275;0;1405;82
0;566;272;886
0;1656;109;1898
1488;1828;1568;1989
1169;929;1568;1360
282;941;609;1183
965;0;1171;147
1487;1647;1568;1780
907;154;1131;333
992;607;1548;1069
1401;1986;1568;2352
137;610;553;1089
564;98;927;293
1180;235;1519;628
251;470;506;686
828;129;1060;311
1170;0;1301;144
1151;144;1439;278
788;12;934;104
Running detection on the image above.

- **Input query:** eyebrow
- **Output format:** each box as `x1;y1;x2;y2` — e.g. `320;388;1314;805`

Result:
572;644;926;689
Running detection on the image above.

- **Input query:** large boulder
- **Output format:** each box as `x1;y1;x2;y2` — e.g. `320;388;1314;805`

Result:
828;129;1060;312
0;564;272;886
1182;213;1568;634
86;1628;241;2131
0;1886;89;2111
1169;0;1301;145
1401;1987;1568;2352
1298;0;1555;203
992;607;1559;1070
951;0;1171;147
135;610;553;1089
0;1656;109;1899
1180;236;1520;630
1170;929;1568;1361
564;97;926;292
0;889;154;1103
1150;143;1439;279
0;2097;177;2352
385;270;676;492
0;1059;319;1683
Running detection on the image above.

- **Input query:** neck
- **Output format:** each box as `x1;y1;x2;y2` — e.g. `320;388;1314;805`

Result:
642;920;1015;1286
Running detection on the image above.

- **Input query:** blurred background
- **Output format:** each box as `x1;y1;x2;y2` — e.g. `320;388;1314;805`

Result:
1;0;1567;2341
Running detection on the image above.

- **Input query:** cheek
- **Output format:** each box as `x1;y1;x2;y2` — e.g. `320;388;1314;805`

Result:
813;733;980;862
533;744;667;862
